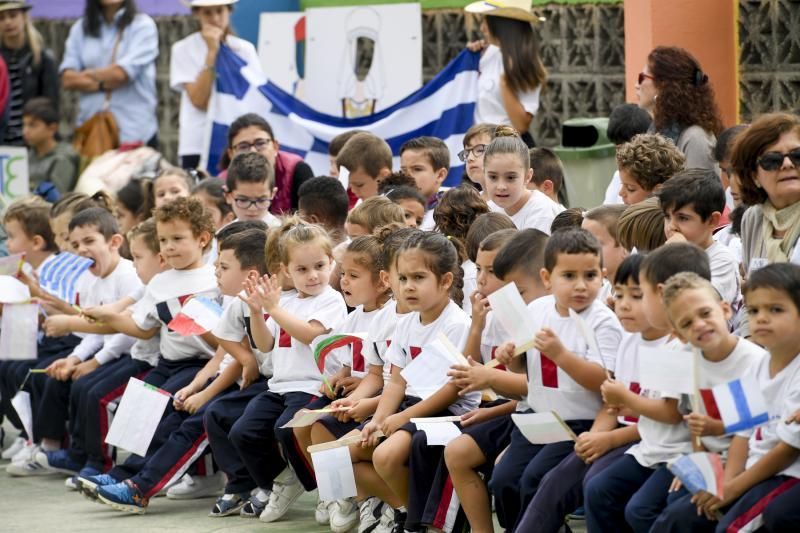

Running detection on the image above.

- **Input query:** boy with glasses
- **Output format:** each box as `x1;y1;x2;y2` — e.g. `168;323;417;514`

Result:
225;152;279;227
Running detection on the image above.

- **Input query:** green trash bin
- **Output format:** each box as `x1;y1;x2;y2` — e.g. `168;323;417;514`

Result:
553;118;617;209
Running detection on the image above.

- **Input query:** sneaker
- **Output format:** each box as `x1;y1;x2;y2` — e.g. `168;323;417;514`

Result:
11;442;36;464
315;497;334;525
77;473;120;501
166;472;225;500
97;480;149;514
329;497;358;532
390;509;407;533
35;449;82;475
240;488;270;518
65;476;79;490
2;437;26;460
373;504;396;533
357;497;384;533
259;470;305;523
6;457;55;477
567;505;586;520
209;492;250;517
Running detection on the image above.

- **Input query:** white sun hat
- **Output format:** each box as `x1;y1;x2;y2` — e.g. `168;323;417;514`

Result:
464;0;545;23
184;0;238;7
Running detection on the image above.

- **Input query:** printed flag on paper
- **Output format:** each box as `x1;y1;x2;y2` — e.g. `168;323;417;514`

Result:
313;333;367;372
204;44;480;186
0;252;25;277
668;452;725;498
700;376;769;434
0;302;39;360
167;297;224;336
38;252;93;305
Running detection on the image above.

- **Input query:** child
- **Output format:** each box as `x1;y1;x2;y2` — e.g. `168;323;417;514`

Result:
604;103;653;205
616;133;685;205
551;207;585;233
23;97;79;196
483;126;564;233
459;123;496;196
617;197;668;253
583;242;712;532
433;185;490;313
345;196;406;238
657;169;740;306
583;204;629;303
49;191;114;252
379;172;428;228
348;232;474;532
297;176;350;246
115;179;154;236
328;129;363;178
529;147;565;206
491;228;623;530
515;254;672;533
225;151;279;226
336;132;393;201
399;136;450;230
464;212;517;268
152;167;194;208
236;223;347;523
192;177;235;231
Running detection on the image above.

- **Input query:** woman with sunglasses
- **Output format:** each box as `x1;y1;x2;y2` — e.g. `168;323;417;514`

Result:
219;112;313;215
731;112;800;273
464;0;546;147
635;46;723;171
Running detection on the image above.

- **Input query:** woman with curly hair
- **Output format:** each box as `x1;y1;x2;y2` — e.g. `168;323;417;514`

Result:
636;46;723;171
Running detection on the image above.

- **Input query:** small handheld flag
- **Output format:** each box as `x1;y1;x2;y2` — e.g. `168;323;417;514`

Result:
38;253;93;304
0;252;25;277
700;376;769;434
168;297;224;336
313;333;368;372
0;275;30;303
668;452;725;498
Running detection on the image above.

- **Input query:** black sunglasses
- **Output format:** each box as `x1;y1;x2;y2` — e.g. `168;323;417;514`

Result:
757;148;800;171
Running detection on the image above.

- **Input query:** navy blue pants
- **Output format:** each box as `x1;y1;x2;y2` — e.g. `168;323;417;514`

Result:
229;390;317;491
204;380;270;494
584;453;674;533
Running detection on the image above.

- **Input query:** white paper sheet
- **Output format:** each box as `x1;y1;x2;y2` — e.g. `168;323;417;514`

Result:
511;412;577;444
280;407;349;428
568;308;610;374
105;378;171;457
11;391;32;442
638;346;696;395
487;283;536;354
0;302;39;360
0;275;30;303
415;422;462;446
311;446;357;502
400;337;461;399
410;416;462;424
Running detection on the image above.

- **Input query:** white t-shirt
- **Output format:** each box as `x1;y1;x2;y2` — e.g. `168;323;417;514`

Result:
612;332;672;426
713;225;743;265
524;295;623;420
706;240;741;305
315;305;380;379
462;260;477;315
170;32;260;156
627;338;693;467
738;351;800;478
364;299;401;382
386;300;477;414
132;265;220;361
266;286;347;396
508;190;565;234
603;170;624;205
474;45;541;126
421;209;435;231
480;311;529;411
128;285;160;367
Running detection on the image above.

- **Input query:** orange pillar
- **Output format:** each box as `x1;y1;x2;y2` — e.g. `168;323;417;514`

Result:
623;0;739;127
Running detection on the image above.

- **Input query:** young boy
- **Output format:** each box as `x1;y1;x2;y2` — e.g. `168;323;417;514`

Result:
399;136;450;231
491;228;624;531
93;229;269;514
583;242;711;532
616;133;685;205
225;152;279;227
336;132;393;201
604;103;653;205
582;204;628;304
657;169;740;306
23;97;79;197
459;123;495;191
297;176;350;247
529;147;565;206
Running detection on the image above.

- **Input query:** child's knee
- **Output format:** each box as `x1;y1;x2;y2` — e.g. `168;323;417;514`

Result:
444;435;480;471
373;433;410;474
311;421;334;443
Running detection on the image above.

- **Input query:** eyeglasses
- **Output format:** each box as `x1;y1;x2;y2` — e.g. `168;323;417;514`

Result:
637;72;655;85
757;149;800;171
233;196;271;209
457;144;487;162
233;138;273;154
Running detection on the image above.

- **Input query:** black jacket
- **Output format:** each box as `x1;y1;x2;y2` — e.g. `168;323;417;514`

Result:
0;43;60;111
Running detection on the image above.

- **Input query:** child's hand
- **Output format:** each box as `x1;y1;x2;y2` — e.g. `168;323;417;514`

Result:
43;315;73;337
601;379;630;407
574;431;614;464
448;357;492;395
320;380;338;400
241;359;260;390
361;420;383;447
459;407;494;428
331;398;355;422
380;413;409;437
81;305;116;323
173;384;199;407
785;409;800;424
494;342;516;367
47;356;80;381
470;291;490;326
338;376;362;397
256;274;282;313
684;412;724;437
71;358;100;380
533;327;566;360
181;391;209;414
347;399;375;423
239;279;265;314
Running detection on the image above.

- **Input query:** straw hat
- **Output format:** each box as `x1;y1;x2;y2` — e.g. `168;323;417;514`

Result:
183;0;238;7
464;0;544;23
0;1;32;13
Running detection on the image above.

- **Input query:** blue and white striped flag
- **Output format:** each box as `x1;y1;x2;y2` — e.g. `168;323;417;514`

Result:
203;45;480;187
702;376;770;434
38;252;93;305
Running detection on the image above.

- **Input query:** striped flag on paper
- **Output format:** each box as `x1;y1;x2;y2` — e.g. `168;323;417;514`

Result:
38;252;93;305
167;297;224;336
668;452;725;497
204;45;480;186
313;333;367;373
700;376;769;434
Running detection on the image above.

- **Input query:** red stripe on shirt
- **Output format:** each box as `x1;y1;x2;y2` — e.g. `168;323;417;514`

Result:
352;340;365;372
541;353;558;388
410;346;422;359
279;328;292;348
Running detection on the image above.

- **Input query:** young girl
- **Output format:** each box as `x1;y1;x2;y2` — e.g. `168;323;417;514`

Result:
151;168;194;208
238;223;347;523
459;123;496;197
385;186;427;228
115;179;154;236
433;185;490;313
347;232;474;532
345;196;406;238
483;127;564;233
192;177;235;231
49;191;114;251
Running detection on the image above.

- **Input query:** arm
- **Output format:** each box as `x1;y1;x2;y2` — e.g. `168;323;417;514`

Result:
100;312;159;339
536;327;607;392
463;291;488;360
725;442;800;503
217;337;261;388
268;308;328;347
448;358;528;399
494;342;527;374
336;365;384;403
499;76;533;133
181;25;222;111
85;65;129;90
602;380;683;424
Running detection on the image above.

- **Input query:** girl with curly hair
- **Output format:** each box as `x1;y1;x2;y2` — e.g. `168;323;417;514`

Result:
636;46;723;171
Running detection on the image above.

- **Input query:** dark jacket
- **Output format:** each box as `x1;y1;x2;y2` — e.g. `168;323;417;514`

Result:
0;43;60;111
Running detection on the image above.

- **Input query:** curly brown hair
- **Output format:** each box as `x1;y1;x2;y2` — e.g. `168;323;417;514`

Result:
154;197;215;251
433;185;490;263
616;134;686;191
648;46;723;136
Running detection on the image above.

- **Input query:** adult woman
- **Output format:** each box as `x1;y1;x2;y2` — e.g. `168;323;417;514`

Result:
171;0;259;170
221;113;313;214
0;1;58;146
636;46;723;171
731;113;800;272
465;0;546;147
59;0;158;146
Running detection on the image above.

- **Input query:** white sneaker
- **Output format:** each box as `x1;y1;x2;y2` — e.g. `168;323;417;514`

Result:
314;497;334;525
330;497;359;533
373;504;396;533
6;458;56;477
258;470;305;523
11;441;36;464
166;472;226;500
1;437;26;460
357;497;384;533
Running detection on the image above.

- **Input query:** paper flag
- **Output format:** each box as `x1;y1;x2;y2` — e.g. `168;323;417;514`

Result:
38;252;93;304
0;252;25;277
701;376;770;434
105;378;172;457
307;430;386;453
415;422;461;446
168;296;224;336
638;347;696;395
0;275;30;303
313;333;367;372
0;302;39;360
487;282;537;355
512;411;577;444
311;446;357;501
11;391;33;442
668;452;725;498
280;407;350;428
